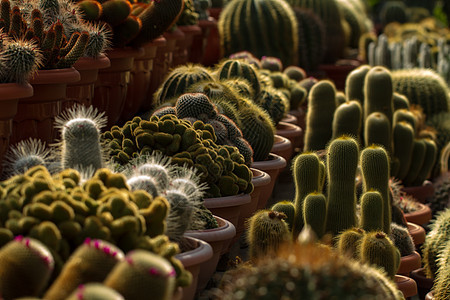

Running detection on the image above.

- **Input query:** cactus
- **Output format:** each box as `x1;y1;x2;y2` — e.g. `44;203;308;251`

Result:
359;231;401;279
186;79;243;111
332;100;362;141
67;283;124;300
44;238;125;300
247;210;291;261
270;200;295;231
291;152;321;238
288;80;307;110
54;105;107;173
379;1;407;27
104;250;177;300
303;80;337;152
360;190;384;233
336;227;365;259
389;222;414;257
360;145;391;234
218;0;298;67
0;236;54;299
260;56;283;72
413;138;437;186
392;93;409;111
345;64;370;106
402;139;426;187
302;192;326;239
433;240;450;300
364;112;392;155
216;59;262;98
283;65;306;82
337;0;365;49
325;136;359;236
392;121;415;181
254;86;289;125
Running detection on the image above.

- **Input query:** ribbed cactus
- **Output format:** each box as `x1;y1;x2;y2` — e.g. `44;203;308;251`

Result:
412;138;437;186
360;190;384;232
360;145;391;234
332;100;362;141
303;80;337;152
0;236;54;299
54;105;107;173
325;136;359;236
218;0;298;67
364;112;392;154
271;200;295;231
302;192;326;239
433;240;450;300
44;239;125;300
336;227;365;259
154;64;214;106
104;250;177;300
291;152;321;238
216;59;262;98
247;210;291;261
392;121;415;181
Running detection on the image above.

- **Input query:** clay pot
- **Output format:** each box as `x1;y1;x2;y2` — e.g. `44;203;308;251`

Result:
411;268;434;300
189;18;218;63
175;236;213;300
395;274;418;299
317;59;361;91
408;222;426;246
174;25;201;67
201;12;221;66
271;135;293;166
64;54;111;110
120;37;166;123
12;67;81;145
93;47;144;128
184;216;236;293
281;113;298;125
164;27;186;69
402;180;435;204
398;251;422;276
251;153;287;210
0;83;33;173
276;121;303;151
404;202;432;226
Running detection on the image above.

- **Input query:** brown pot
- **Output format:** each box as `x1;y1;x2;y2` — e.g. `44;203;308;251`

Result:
411;268;434;300
12;67;81;145
184;216;236;293
92;47;144;129
251;153;287;210
404;202;432;226
276;121;303;151
190;18;218;63
395;274;418;299
120;37;166;123
398;251;422;276
281;113;298;125
164;27;186;69
402;180;435;204
201;12;221;67
408;222;426;246
64;54;111;110
0;83;33;173
174;25;202;67
271;135;293;167
175;236;213;300
317;59;361;91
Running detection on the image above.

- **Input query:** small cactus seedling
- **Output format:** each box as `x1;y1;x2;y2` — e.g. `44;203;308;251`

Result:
54;105;107;173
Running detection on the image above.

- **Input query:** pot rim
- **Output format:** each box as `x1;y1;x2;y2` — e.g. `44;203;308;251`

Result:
184;215;236;242
175;236;213;267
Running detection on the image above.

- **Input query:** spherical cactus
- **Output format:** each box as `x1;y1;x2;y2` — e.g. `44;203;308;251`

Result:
254;86;289;125
67;283;124;300
216;59;262;98
336;227;365;259
260;56;283;72
218;0;298;67
270;200;295;231
247;210;291;261
332;100;362;141
175;93;218;121
389;222;414;257
132;153;174;192
44;239;125;300
283;65;306;82
104;250;177;300
0;236;54;299
186;79;243;110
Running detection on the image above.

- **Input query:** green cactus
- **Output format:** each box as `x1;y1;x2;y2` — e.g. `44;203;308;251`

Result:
389;222;414;257
104;250;177;300
360;190;384;233
261;56;283;72
379;1;407;27
303;80;337;152
67;283;124;300
392;93;410;111
337;0;365;49
247;210;291;261
402;139;426;187
283;65;306;82
270;200;295;231
433;240;450;300
360;145;391;234
325;136;359;236
254;86;289;125
332;100;362;141
336;227;365;259
291;152;321;238
288;80;307;110
364;112;392;154
359;231;401;279
302;192;326;239
392;121;415;181
345;64;370;107
44;239;125;300
216;59;262;98
218;0;298;67
413;138;437;186
154;64;214;106
0;236;54;299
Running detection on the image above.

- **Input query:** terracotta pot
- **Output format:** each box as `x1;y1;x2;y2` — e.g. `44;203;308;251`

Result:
395;274;418;299
12;67;81;145
402;180;435;204
93;47;144;128
404;202;432;226
64;54;111;110
425;291;434;300
190;18;217;63
142;32;178;112
271;135;293;170
251;153;287;210
175;236;213;300
207;7;223;20
174;25;201;67
276;121;303;151
165;27;186;68
0;83;33;173
408;222;426;246
201;13;221;67
234;168;271;244
398;251;422;276
184;216;236;293
411;268;434;300
119;37;166;123
317;59;361;91
281;113;298;125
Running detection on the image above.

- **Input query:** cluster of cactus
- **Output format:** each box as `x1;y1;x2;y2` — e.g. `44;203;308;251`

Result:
218;0;299;67
102;114;254;198
0;165;192;288
76;0;184;48
216;242;403;299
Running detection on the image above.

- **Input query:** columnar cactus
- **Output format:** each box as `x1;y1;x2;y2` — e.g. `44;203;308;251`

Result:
218;0;299;67
336;227;365;259
331;100;362;141
271;200;295;231
360;190;384;232
364;112;392;155
345;64;370;107
302;192;326;239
